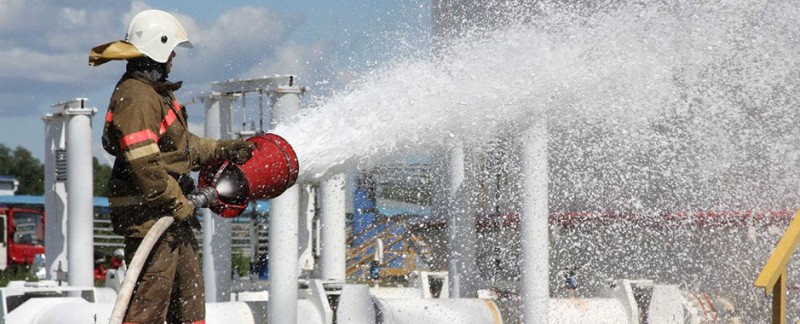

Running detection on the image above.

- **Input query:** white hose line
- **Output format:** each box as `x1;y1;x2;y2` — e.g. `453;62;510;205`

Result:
108;216;175;324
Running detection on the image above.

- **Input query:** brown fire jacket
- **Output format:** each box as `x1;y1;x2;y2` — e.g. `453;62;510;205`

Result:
103;71;219;237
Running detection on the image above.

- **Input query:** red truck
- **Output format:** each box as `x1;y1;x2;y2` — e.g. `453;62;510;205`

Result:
0;206;45;270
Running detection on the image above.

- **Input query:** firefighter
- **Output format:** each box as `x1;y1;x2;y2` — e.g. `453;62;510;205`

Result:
89;9;255;324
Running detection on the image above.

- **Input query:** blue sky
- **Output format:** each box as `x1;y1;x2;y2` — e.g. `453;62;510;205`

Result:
0;1;430;164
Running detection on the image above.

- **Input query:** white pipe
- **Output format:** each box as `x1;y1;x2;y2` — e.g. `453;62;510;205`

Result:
337;285;376;324
269;85;300;129
375;239;384;263
446;145;477;298
268;185;300;323
299;185;316;273
203;94;233;302
319;173;346;282
373;298;503;324
447;145;464;298
65;100;95;288
268;85;302;324
41;111;68;281
109;216;175;324
23;299;260;324
520;119;549;324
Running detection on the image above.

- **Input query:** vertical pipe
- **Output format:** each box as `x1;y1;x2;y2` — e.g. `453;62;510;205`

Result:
241;93;247;131
203;94;233;302
463;151;478;298
215;201;232;291
250;213;259;262
447;145;465;298
42;113;68;281
298;185;316;273
446;145;477;298
65;101;95;287
430;153;449;275
269;188;299;323
270;87;300;129
520;118;549;324
269;86;302;324
258;90;265;133
319;173;346;282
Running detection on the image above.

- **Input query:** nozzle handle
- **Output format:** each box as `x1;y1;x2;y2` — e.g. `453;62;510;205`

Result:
187;186;219;209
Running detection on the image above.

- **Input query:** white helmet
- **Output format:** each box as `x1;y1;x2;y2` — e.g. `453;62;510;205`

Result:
125;9;192;63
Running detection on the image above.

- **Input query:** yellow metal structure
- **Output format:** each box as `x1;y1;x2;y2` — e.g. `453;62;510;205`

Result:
755;209;800;324
346;218;430;279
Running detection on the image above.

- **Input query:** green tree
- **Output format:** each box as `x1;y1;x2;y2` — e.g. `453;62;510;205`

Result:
0;145;10;177
0;145;44;195
0;144;112;197
93;157;112;197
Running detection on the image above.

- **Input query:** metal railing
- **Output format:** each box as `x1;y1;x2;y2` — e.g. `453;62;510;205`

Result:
345;219;432;279
92;218;255;256
755;209;800;324
346;219;403;277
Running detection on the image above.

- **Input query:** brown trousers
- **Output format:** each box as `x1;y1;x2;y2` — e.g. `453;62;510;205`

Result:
123;229;205;324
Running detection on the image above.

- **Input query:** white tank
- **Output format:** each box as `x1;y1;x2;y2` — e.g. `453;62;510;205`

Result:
373;298;503;324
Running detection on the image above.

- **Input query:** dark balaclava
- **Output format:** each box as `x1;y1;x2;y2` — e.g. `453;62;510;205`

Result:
126;56;169;82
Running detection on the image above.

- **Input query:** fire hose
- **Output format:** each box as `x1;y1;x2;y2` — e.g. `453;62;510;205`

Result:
108;187;218;324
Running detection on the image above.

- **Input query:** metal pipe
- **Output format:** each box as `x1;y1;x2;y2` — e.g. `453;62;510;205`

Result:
41;108;68;281
447;145;464;298
258;90;265;133
268;186;299;323
373;298;503;324
319;173;346;282
64;99;95;288
269;87;301;129
241;92;247;131
337;285;376;324
446;144;477;298
520;118;549;324
549;298;630;323
299;185;316;273
21;300;260;324
268;85;302;324
203;94;233;302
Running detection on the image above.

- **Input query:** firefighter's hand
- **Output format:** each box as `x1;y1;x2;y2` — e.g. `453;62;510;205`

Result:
217;139;256;164
176;187;219;222
173;200;196;222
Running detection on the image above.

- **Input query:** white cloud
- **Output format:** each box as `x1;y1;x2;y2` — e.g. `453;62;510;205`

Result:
0;1;129;94
0;48;113;83
0;0;50;34
46;8;120;52
182;7;290;81
197;6;286;46
244;40;327;79
61;8;88;25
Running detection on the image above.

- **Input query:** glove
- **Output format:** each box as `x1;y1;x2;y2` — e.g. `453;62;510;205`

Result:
173;200;196;222
217;139;256;164
175;187;218;222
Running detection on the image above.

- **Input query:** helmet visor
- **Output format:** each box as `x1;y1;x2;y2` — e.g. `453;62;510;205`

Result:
177;39;193;49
